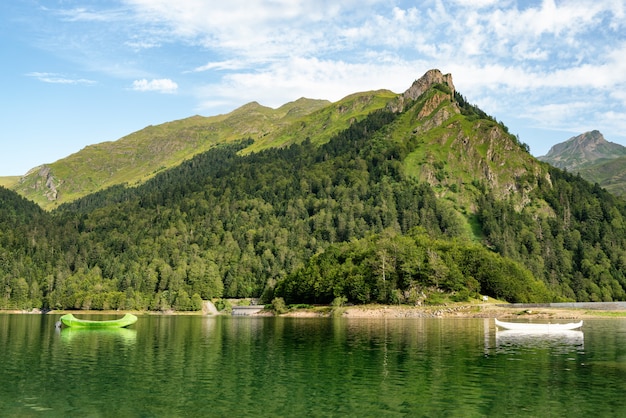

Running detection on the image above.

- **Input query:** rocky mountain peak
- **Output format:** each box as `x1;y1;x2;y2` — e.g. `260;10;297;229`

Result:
579;129;605;145
539;130;626;170
403;69;455;101
544;130;604;156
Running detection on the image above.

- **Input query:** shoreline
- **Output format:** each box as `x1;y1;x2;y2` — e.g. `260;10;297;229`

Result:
4;302;626;319
282;303;626;319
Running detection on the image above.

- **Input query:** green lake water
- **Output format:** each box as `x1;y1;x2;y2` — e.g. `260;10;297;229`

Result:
2;314;626;417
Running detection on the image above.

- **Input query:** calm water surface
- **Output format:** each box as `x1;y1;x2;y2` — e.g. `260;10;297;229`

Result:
1;314;626;417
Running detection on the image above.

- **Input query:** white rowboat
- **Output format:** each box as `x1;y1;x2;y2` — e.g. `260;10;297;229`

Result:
495;318;582;332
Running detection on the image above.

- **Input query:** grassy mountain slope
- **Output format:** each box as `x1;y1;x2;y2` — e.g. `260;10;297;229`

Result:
578;156;626;197
398;87;541;211
0;177;19;188
10;91;400;209
242;90;397;153
10;98;331;208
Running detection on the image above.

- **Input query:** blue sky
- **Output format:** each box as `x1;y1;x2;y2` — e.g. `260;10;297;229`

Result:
1;0;625;176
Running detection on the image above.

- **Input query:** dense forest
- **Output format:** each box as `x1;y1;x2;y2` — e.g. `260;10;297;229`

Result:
2;85;626;311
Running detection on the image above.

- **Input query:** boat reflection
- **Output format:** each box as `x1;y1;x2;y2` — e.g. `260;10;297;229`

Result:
60;327;137;345
495;329;584;353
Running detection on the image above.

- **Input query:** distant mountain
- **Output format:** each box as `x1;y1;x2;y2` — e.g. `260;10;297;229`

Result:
538;131;626;196
539;130;626;170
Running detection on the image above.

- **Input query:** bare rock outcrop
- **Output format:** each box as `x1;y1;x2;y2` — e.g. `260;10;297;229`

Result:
393;69;458;117
403;69;455;101
33;165;59;201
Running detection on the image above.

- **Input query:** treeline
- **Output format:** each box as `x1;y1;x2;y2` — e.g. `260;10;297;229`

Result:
1;94;626;310
477;168;626;302
275;228;551;305
0;187;56;309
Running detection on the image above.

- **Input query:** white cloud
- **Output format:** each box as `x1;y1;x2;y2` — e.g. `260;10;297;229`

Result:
122;0;389;61
31;0;626;152
131;78;178;93
193;57;419;112
339;6;424;50
124;40;161;50
528;101;592;125
490;1;605;40
56;7;127;22
190;59;251;73
124;0;333;51
26;72;96;85
452;0;500;7
115;1;626;92
116;1;626;107
598;111;626;138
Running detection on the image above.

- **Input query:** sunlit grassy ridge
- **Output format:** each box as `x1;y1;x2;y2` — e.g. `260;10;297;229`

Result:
14;97;366;208
0;177;19;188
242;90;397;153
9;91;405;209
371;87;545;214
4;79;543;212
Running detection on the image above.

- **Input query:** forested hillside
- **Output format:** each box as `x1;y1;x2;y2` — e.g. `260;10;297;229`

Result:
2;70;626;311
0;187;53;309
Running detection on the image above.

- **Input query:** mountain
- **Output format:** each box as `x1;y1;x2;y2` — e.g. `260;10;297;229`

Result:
538;130;626;196
2;69;626;311
538;130;626;169
8;97;333;209
12;68;535;212
7;92;400;209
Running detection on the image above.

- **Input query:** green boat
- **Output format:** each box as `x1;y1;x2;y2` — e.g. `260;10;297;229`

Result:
59;313;138;328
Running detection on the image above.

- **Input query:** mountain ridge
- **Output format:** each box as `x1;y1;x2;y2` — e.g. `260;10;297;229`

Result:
538;130;626;196
6;69;532;210
539;130;626;169
8;91;397;209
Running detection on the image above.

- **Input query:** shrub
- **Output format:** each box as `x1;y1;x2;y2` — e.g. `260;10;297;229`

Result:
425;292;445;305
215;299;232;313
451;289;470;302
330;296;347;317
289;304;313;309
331;296;347;307
271;297;288;315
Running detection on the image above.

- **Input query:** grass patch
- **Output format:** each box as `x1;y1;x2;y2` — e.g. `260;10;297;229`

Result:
288;304;313;310
0;176;20;187
584;310;626;317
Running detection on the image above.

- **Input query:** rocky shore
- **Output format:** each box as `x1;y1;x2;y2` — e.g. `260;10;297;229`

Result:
282;302;626;319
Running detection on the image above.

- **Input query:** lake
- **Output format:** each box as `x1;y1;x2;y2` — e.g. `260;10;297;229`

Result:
1;314;626;417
